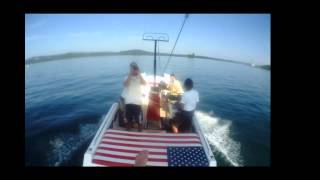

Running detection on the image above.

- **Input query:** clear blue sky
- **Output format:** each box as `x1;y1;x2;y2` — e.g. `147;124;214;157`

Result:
25;14;270;65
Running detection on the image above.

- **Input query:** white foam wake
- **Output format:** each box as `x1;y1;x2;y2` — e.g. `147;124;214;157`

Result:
195;111;243;166
47;123;97;166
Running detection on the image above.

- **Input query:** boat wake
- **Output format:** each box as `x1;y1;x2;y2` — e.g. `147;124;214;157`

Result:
46;123;98;166
45;111;242;166
195;111;243;166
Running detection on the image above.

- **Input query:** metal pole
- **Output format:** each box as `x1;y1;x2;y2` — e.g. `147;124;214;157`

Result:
154;40;157;87
142;33;168;87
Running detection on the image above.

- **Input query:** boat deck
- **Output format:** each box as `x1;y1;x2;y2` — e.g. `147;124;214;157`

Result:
91;129;206;166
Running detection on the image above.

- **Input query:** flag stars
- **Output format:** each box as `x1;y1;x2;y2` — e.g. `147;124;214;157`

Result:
168;147;209;167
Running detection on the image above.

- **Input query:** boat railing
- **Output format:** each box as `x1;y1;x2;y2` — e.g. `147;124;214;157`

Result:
83;103;119;166
192;116;217;166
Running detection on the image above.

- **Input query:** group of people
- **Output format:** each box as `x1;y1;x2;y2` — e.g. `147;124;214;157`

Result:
120;62;199;133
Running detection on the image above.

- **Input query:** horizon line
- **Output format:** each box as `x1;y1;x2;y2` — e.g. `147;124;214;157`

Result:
25;49;270;66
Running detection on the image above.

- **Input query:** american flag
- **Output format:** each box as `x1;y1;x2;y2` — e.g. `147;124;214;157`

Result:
92;129;209;166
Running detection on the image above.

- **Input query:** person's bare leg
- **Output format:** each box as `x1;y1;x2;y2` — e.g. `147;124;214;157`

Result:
134;150;149;166
172;124;179;133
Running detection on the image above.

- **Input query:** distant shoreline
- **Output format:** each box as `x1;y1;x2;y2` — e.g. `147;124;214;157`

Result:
25;49;270;71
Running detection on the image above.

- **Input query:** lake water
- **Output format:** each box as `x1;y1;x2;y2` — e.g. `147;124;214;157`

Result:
25;55;270;166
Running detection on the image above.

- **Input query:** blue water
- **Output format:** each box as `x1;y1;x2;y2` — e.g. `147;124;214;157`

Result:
25;55;270;166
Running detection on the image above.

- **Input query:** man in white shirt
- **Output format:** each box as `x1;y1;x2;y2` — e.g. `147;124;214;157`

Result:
121;62;146;131
171;78;199;133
